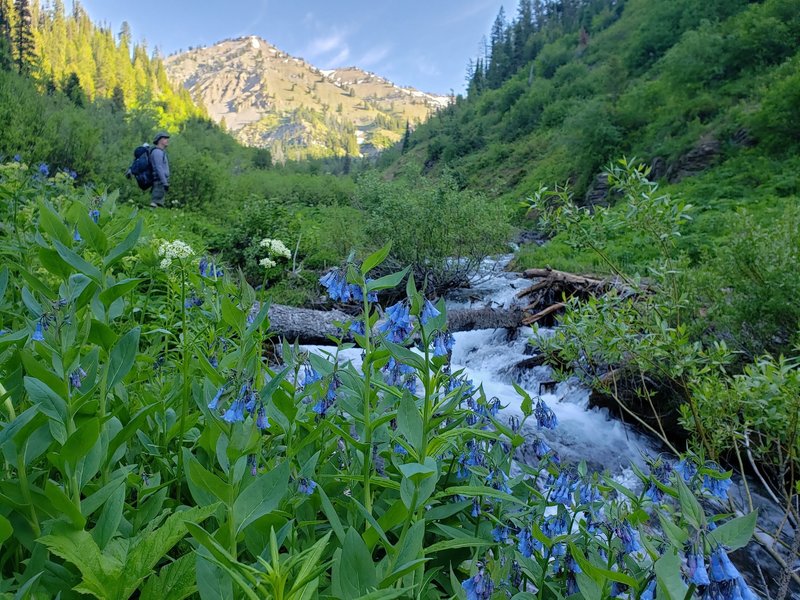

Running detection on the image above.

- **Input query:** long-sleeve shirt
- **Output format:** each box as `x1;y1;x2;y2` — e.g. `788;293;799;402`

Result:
150;147;170;186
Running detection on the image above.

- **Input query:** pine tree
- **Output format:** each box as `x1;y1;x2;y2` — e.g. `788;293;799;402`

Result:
110;84;125;112
0;0;12;70
13;0;34;74
401;120;411;153
62;71;85;106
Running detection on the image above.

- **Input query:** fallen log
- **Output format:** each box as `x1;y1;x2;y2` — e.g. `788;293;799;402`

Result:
267;303;526;345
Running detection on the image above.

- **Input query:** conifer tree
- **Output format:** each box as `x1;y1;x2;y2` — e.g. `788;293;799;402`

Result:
0;0;12;70
13;0;34;74
401;120;411;153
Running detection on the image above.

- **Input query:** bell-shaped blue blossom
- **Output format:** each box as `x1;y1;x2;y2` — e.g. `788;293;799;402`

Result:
706;547;759;599
532;437;552;459
32;321;45;342
549;472;576;505
640;580;656;600
378;301;414;343
208;386;225;411
492;524;510;543
644;483;664;503
246;302;261;326
685;550;710;586
471;497;481;517
303;366;321;387
184;293;204;309
89;209;100;224
461;568;494;600
702;463;732;500
297;477;317;495
614;521;641;554
68;367;87;389
535;398;558;429
73;228;82;242
382;357;415;386
486;469;512;494
348;283;377;303
676;458;698;482
394;443;408;456
431;330;455;357
518;528;534;558
578;482;602;504
38;162;50;177
543;514;568;538
349;319;366;336
222;398;246;423
12;154;21;162
709;547;742;582
420;298;441;325
319;269;351;302
256;404;269;430
247;454;258;476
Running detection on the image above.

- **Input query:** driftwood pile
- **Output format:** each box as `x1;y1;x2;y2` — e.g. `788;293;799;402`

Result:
515;268;634;326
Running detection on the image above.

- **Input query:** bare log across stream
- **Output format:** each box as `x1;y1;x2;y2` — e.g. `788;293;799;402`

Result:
267;304;526;345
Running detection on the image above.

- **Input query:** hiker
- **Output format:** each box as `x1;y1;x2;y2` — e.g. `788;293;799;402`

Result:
150;131;170;207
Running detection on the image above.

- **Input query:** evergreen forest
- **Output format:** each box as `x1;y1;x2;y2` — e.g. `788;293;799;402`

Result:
0;0;798;598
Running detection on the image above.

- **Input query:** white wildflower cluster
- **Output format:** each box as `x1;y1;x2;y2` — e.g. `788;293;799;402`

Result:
258;238;291;270
158;239;195;270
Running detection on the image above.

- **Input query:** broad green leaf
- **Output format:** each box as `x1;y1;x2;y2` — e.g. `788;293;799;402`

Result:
106;327;140;389
398;394;423;451
53;239;102;283
37;201;71;245
658;513;690;548
676;476;705;529
232;461;289;533
332;529;377;599
361;242;392;275
398;460;436;483
425;537;492;553
23;377;67;427
77;210;108;255
196;552;234;600
92;482;125;549
186;449;234;506
0;267;8;301
61;417;100;467
317;484;346;543
383;340;426;372
0;515;12;546
89;319;117;350
708;510;757;551
439;485;526;505
139;554;197;600
38;247;72;279
655;549;689;600
366;267;409;292
99;278;142;309
103;219;142;269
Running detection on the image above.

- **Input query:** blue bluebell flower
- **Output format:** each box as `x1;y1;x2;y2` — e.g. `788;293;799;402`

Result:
32;321;45;341
298;477;317;495
492;524;510;543
431;330;455;356
349;319;366;336
685;550;710;586
534;398;558;429
675;458;698;482
68;367;86;389
420;298;440;325
12;154;21;162
471;497;481;517
394;443;408;456
68;169;77;179
247;454;257;476
348;284;376;302
486;469;512;494
382;357;415;386
461;568;493;600
184;293;203;308
614;521;641;554
303;366;321;387
208;386;225;411
89;209;100;223
579;482;602;504
549;472;576;505
256;404;269;430
38;162;50;177
319;269;351;302
644;483;664;503
518;528;534;558
543;514;568;537
222;398;246;423
702;463;732;500
640;580;656;600
532;437;552;459
209;354;218;368
73;228;82;242
246;302;261;326
377;301;414;343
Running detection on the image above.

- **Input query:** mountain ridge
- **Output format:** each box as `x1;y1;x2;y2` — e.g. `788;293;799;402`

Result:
164;36;450;160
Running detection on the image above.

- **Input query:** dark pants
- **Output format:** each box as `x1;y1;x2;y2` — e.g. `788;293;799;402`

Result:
151;182;167;206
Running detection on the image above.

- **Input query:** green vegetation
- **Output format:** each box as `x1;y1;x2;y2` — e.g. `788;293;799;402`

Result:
0;164;760;598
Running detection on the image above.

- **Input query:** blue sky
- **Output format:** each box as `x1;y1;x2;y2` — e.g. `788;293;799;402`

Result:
79;0;514;94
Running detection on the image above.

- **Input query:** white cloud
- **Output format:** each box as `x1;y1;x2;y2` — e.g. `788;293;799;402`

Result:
357;45;391;68
447;0;499;24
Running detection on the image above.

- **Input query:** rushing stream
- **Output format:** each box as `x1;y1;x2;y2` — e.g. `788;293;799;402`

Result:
304;256;798;597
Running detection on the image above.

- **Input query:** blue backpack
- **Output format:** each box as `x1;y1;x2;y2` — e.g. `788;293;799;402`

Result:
126;144;154;191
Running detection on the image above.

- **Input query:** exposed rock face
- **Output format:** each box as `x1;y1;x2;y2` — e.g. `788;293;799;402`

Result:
164;36;450;160
668;135;721;182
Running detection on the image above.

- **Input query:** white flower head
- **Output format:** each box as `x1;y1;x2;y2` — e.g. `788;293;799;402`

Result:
259;238;291;259
158;239;195;269
259;257;277;269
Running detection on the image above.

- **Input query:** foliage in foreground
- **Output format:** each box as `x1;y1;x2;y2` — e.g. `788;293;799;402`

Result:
0;162;760;598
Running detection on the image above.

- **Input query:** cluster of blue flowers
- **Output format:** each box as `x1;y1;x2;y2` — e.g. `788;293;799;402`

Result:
319;269;377;304
68;367;87;389
198;257;223;279
208;380;269;429
431;330;455;357
377;301;414;343
461;564;494;600
674;456;732;501
382;357;416;392
184;292;204;309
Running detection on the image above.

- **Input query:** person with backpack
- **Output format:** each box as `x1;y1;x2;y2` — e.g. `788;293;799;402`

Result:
149;131;171;208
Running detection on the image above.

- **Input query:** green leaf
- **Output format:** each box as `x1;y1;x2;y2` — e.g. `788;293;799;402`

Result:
655;549;689;600
676;476;705;529
398;460;437;483
316;484;346;543
103;219;142;269
361;242;392;275
186;449;234;506
89;319;118;350
425;537;492;553
139;554;197;600
99;278;142;309
92;482;125;549
52;239;102;283
37;201;71;246
333;529;377;599
38;247;72;279
513;382;534;418
77;210;108;254
232;461;289;534
0;266;8;301
708;510;757;551
23;377;67;429
107;328;140;389
195;552;234;600
0;515;13;546
398;394;423;451
439;485;527;505
366;267;409;292
383;340;426;372
61;417;100;467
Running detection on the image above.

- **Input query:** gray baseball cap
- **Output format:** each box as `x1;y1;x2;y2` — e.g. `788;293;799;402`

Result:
153;131;171;144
